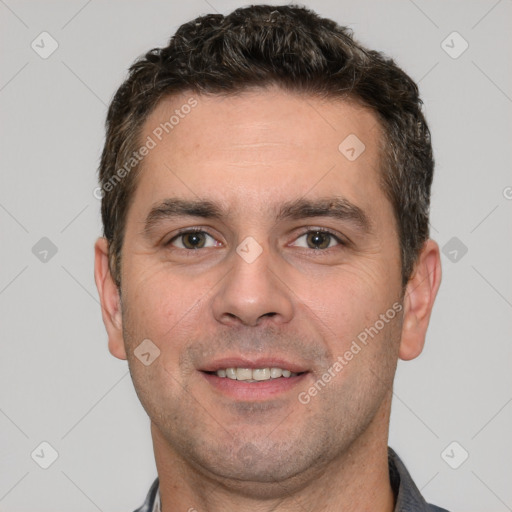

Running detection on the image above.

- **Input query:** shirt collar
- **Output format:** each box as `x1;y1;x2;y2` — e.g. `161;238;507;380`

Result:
388;447;433;511
151;487;161;512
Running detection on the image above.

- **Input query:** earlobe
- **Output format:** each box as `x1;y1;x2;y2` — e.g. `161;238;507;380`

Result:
94;237;127;360
399;239;442;361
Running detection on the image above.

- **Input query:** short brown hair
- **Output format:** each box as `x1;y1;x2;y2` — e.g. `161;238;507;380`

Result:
98;4;434;289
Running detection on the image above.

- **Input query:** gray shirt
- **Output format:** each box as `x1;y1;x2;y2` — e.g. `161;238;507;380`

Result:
133;447;449;512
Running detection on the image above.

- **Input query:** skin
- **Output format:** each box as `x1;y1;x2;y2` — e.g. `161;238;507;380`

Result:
95;86;441;512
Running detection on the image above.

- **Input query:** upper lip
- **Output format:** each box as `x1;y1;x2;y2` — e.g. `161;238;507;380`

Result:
200;357;309;374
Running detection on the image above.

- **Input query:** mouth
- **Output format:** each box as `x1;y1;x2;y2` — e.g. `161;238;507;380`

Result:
206;367;301;381
199;358;309;400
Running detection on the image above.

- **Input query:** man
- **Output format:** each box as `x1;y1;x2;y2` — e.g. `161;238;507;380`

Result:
94;4;445;511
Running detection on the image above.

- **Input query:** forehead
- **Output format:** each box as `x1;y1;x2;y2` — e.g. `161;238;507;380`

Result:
144;88;381;158
130;87;388;223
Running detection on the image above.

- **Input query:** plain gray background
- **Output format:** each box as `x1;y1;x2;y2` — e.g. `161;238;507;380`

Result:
1;0;511;511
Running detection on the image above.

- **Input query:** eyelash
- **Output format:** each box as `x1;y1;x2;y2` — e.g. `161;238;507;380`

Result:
165;227;347;253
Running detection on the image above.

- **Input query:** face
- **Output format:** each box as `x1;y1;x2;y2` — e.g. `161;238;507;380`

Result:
97;87;433;490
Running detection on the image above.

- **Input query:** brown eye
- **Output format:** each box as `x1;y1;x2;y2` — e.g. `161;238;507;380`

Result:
305;231;333;249
168;230;217;250
291;230;341;250
182;232;206;249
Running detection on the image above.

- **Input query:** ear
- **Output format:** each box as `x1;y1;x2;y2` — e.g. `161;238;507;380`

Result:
94;237;127;360
399;239;442;361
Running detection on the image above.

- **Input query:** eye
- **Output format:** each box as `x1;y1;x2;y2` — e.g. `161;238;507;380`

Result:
167;229;219;250
292;229;344;250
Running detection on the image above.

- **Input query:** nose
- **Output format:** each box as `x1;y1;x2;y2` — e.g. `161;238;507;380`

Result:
211;240;295;328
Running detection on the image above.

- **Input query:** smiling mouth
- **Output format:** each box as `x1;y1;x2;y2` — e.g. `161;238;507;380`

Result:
205;367;304;382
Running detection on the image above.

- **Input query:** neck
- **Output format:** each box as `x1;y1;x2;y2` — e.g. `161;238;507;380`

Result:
152;395;395;512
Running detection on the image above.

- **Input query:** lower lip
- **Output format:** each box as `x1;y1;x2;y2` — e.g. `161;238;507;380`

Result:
201;372;307;400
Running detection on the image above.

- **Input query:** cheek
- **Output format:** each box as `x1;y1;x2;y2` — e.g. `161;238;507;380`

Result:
120;281;195;412
122;265;212;365
301;263;399;340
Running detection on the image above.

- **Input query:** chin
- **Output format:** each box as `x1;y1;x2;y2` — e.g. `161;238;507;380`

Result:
189;440;311;489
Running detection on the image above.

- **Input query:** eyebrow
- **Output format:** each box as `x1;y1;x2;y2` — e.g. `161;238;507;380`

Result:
142;196;371;238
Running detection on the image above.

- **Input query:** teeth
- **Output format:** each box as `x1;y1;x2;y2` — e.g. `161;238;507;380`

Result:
236;368;252;380
253;368;270;381
270;367;282;378
215;367;298;381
